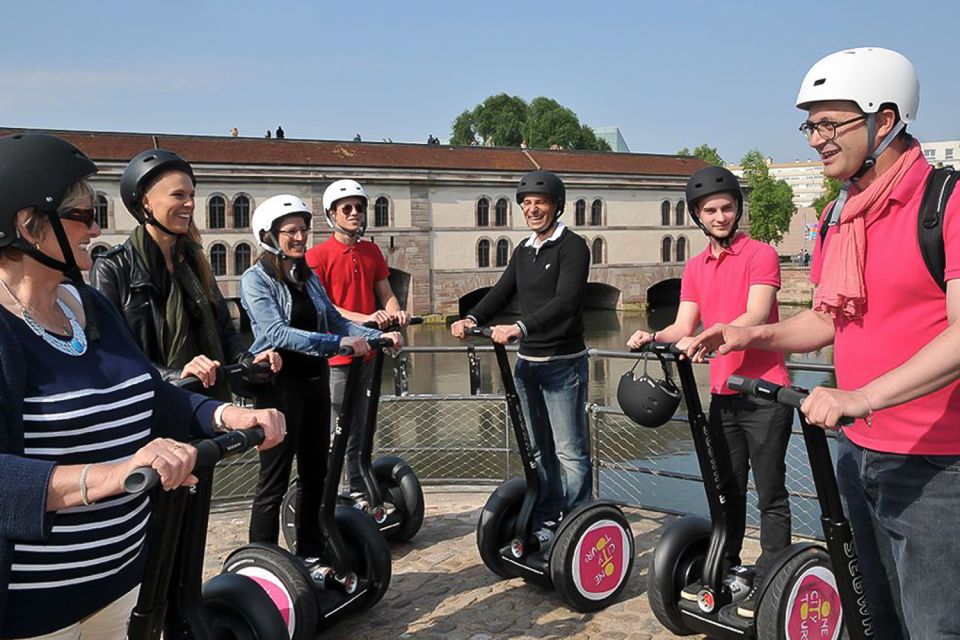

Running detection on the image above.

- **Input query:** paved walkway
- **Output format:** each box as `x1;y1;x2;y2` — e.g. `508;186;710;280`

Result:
204;487;761;639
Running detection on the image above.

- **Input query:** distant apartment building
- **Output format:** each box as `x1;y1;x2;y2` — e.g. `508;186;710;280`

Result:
594;127;631;153
729;159;825;209
921;139;960;169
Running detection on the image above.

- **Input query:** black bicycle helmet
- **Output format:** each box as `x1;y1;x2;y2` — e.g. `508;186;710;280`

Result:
516;170;566;216
0;133;97;251
685;166;743;243
120;148;196;227
617;354;682;428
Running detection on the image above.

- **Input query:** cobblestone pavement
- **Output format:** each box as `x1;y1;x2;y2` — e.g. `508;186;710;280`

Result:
203;486;761;639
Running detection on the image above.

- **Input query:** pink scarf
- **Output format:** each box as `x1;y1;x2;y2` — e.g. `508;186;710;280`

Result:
813;143;924;320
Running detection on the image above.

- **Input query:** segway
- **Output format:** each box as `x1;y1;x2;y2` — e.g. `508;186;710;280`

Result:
637;342;871;639
124;361;288;640
469;326;634;613
216;339;393;638
281;318;425;545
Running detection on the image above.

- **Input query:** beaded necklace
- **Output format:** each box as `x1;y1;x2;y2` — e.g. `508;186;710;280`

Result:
0;278;87;356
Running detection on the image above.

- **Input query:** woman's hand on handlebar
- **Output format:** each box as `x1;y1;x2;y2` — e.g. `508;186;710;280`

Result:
339;335;371;357
801;387;871;430
383;331;404;352
450;317;477;339
626;330;655;350
252;349;282;373
220;405;286;450
180;355;220;389
120;438;199;492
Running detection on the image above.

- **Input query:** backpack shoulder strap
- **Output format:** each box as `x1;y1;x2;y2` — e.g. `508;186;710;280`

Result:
917;167;959;293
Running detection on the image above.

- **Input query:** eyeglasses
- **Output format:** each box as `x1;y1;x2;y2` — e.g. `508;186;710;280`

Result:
799;115;867;141
338;203;366;215
277;227;310;238
59;208;97;228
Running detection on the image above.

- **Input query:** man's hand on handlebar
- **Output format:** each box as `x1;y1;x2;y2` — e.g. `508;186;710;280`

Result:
450;317;477;339
365;309;394;329
383;331;404;352
490;324;522;345
801;387;872;430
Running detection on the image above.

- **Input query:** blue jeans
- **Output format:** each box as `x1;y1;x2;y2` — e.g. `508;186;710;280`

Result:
514;354;592;526
836;431;960;639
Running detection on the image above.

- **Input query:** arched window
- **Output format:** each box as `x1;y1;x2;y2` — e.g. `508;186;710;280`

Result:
234;243;252;275
661;236;673;263
591;199;603;226
591;237;604;265
91;245;109;261
94;193;109;229
233;195;251;229
210;244;227;276
575;199;586;226
208;195;226;229
374;196;389;227
477;239;490;268
495;198;508;226
476;198;489;227
675;200;686;226
676;236;688;263
661;200;671;226
496;239;510;267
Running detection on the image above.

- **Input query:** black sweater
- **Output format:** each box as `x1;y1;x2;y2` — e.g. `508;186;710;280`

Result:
468;226;589;358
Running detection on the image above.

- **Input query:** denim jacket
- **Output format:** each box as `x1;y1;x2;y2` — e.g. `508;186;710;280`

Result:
241;259;380;356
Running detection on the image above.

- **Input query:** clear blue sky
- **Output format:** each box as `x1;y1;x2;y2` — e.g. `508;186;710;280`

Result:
3;1;957;164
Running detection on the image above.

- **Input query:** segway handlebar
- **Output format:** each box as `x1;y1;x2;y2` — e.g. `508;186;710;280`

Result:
171;357;275;390
337;336;397;357
727;375;853;426
630;341;683;358
464;325;519;343
361;315;424;330
123;427;266;495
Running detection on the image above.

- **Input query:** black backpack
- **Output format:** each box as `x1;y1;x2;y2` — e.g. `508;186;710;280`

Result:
818;167;960;292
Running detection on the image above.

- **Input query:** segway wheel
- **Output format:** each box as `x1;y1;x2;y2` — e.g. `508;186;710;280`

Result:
372;455;425;543
647;515;711;635
756;547;844;640
476;477;527;579
549;503;634;612
221;542;319;640
202;572;290;639
322;505;393;624
279;480;298;551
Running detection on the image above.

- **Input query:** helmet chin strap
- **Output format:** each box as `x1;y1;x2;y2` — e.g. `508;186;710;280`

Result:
327;213;366;239
823;116;907;229
142;207;180;237
693;201;743;249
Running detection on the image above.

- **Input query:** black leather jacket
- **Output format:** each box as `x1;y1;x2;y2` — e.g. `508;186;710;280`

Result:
90;238;247;381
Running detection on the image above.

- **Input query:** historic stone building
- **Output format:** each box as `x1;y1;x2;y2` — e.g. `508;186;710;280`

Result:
2;128;708;314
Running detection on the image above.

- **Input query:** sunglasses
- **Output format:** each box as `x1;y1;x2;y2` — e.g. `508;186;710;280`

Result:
338;203;366;215
59;207;97;228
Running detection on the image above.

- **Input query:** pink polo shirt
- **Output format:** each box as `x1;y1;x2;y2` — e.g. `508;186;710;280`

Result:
812;157;960;454
681;233;790;395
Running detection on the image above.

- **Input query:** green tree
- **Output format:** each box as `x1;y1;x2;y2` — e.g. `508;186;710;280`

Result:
810;177;841;215
739;149;796;245
677;144;724;166
449;95;609;151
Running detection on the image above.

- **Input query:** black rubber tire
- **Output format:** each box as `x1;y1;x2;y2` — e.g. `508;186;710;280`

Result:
647;515;711;636
322;505;393;624
549;503;635;612
756;547;841;640
202;572;291;639
476;477;527;579
372;455;425;543
220;543;319;640
279;479;298;551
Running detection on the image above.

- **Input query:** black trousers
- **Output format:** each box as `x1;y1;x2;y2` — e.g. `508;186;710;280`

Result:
248;368;330;557
709;392;793;577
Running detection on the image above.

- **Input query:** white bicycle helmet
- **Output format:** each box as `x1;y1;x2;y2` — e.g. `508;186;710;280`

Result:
322;179;368;236
251;194;312;255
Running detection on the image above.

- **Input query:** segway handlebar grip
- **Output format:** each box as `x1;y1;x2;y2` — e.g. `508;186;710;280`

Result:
727;376;853;426
122;427;266;495
464;325;519;343
362;315;424;330
630;341;682;357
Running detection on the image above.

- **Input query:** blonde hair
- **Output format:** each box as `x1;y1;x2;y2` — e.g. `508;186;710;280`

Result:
1;180;95;261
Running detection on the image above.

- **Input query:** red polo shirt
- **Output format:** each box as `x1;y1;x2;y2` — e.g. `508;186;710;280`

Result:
306;234;390;366
680;232;790;394
812;157;960;454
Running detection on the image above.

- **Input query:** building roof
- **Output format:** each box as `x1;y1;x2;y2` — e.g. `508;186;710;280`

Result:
0;128;705;177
